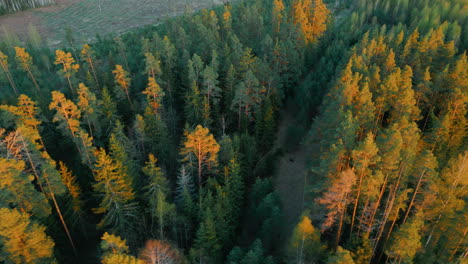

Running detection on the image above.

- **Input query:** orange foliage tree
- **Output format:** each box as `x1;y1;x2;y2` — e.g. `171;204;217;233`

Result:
181;125;220;189
113;64;132;104
14;47;40;91
139;240;182;264
54;49;80;92
143;77;165;116
291;0;330;44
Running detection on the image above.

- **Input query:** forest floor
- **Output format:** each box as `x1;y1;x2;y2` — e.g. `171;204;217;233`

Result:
0;0;220;47
273;104;320;235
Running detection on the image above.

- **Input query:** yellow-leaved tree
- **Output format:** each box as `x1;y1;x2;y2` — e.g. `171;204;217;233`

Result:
291;0;330;44
0;208;56;264
54;49;80;92
181;125;220;189
143;77;165;116
289;213;323;263
14;47;40;91
100;232;144;264
113;64;132;104
272;0;285;33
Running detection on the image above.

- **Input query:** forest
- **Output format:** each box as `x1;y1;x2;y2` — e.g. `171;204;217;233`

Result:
0;0;466;263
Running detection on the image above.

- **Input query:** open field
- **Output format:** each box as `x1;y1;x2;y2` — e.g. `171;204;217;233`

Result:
0;0;220;46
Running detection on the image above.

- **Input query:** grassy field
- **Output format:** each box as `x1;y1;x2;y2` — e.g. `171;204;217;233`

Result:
0;0;220;46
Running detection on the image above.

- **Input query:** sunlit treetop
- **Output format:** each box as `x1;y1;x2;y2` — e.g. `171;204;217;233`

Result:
54;49;80;78
14;47;33;70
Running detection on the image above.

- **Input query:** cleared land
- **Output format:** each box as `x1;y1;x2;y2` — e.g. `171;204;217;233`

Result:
0;0;220;46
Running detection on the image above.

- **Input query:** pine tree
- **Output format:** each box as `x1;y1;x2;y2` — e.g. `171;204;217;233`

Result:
0;51;18;94
144;53;162;80
113;65;132;104
143;154;175;238
350;133;380;235
0;157;51;218
385;215;423;263
202;65;221;105
0;208;56;264
81;44;99;87
109;120;138;185
191;208;221;263
143;77;165;116
54;49;80;92
14;47;40;91
100;232;144;264
181;125;220;190
77;83;100;139
185;81;204;125
1;94;45;149
317;169;356;247
49;91;95;168
272;0;285;33
231;71;265;129
222;5;232;30
58;161;86;232
101;87;118;134
326;246;355;264
93;148;138;240
291;0;330;44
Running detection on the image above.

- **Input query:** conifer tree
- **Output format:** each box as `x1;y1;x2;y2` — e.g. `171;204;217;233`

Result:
0;208;56;264
113;65;132;104
291;0;330;44
77;83;100;138
385;215;423;263
80;44;99;87
317;169;356;247
326;247;355;264
54;49;80;92
93;148;138;240
14;47;40;91
191;208;221;263
109;121;138;185
231;71;265;129
58;161;86;231
0;157;51;218
144;53;162;80
100;232;144;264
101;87;118;134
142;154;175;238
202;65;221;105
185;81;204;125
350;133;379;235
272;0;285;33
0;51;18;94
222;5;232;30
49;91;95;168
181;125;220;190
143;77;165;116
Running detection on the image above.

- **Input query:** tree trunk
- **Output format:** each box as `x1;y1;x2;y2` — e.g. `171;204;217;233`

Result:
350;167;365;238
27;68;40;91
402;168;427;224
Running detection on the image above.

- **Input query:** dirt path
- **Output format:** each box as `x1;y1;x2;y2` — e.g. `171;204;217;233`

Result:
273;107;318;234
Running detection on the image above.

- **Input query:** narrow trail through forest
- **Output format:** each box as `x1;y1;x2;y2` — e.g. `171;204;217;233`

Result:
273;106;319;234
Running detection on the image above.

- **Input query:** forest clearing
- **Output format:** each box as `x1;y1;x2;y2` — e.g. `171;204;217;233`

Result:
0;0;219;46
